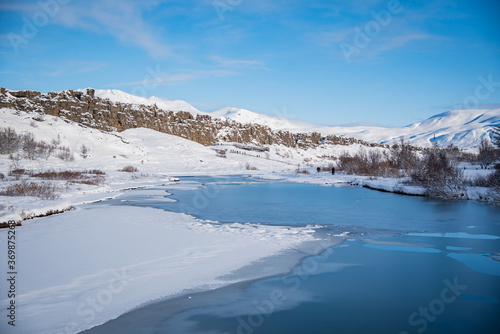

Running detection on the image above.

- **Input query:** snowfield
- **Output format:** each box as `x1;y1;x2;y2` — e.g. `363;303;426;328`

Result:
0;203;318;334
88;89;204;116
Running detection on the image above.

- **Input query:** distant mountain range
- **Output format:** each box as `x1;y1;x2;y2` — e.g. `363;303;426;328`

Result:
93;89;500;151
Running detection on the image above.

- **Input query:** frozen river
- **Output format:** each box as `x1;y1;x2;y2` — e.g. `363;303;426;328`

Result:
84;176;500;334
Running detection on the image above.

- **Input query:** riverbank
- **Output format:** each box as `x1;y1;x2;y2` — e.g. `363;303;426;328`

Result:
2;166;497;226
1;108;498;226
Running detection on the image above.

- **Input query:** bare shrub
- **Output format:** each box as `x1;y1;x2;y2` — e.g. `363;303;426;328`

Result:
87;169;105;175
0;173;4;180
8;153;22;170
245;163;258;170
215;149;226;158
391;137;419;174
32;169;105;185
296;169;310;174
51;137;61;147
32;170;83;180
338;151;401;177
121;165;139;172
410;149;467;199
338;154;365;175
80;144;89;159
9;168;29;177
57;146;74;162
488;186;500;205
467;169;500;188
34;140;53;160
478;138;496;169
1;128;60;161
0;127;21;154
22;132;37;160
46;143;57;159
1;181;58;199
77;177;105;186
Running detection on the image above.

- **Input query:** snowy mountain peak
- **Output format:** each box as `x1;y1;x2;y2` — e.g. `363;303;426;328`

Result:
209;107;321;132
211;107;265;122
320;109;500;151
414;109;496;128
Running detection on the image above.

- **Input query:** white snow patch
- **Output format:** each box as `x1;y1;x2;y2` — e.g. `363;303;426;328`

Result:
0;205;316;334
88;89;203;115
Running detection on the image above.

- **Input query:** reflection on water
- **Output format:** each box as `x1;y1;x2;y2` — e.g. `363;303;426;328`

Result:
87;177;500;334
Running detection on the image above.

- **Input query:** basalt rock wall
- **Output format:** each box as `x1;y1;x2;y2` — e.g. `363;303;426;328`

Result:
0;87;376;149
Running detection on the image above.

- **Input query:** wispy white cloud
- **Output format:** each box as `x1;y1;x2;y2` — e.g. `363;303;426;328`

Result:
59;0;172;58
41;61;108;77
309;4;447;63
0;71;26;75
210;55;270;70
109;69;237;87
190;101;231;109
2;0;173;59
0;2;39;12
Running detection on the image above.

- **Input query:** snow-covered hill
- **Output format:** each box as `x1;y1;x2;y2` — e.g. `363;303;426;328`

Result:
314;109;500;150
87;89;203;115
209;107;321;132
80;89;499;150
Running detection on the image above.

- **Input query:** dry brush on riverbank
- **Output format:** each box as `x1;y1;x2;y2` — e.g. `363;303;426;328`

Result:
336;139;499;201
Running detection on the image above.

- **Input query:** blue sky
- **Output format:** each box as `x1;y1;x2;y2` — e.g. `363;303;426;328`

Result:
0;0;499;127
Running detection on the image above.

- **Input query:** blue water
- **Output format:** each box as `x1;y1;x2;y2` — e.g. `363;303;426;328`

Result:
85;176;500;334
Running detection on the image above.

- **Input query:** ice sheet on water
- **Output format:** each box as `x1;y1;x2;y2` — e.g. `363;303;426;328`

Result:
408;232;499;240
363;244;441;253
446;246;473;251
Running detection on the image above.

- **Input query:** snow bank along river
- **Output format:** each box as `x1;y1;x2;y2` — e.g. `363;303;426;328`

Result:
83;176;500;334
1;176;499;334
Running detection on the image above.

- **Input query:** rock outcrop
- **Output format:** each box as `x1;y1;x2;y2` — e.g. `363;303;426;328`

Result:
0;88;379;149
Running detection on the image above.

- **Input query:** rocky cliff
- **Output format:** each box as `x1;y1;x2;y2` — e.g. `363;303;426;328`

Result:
0;87;378;149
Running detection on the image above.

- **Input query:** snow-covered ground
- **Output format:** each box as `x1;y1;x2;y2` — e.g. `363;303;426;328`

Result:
0;107;497;334
0;198;320;334
89;89;204;115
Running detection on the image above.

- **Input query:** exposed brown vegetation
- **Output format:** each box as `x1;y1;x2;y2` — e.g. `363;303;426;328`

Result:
245;163;258;170
31;169;105;185
409;149;467;199
215;149;227;158
466;169;500;188
1;181;59;199
87;169;105;175
338;151;401;178
121;165;139;172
